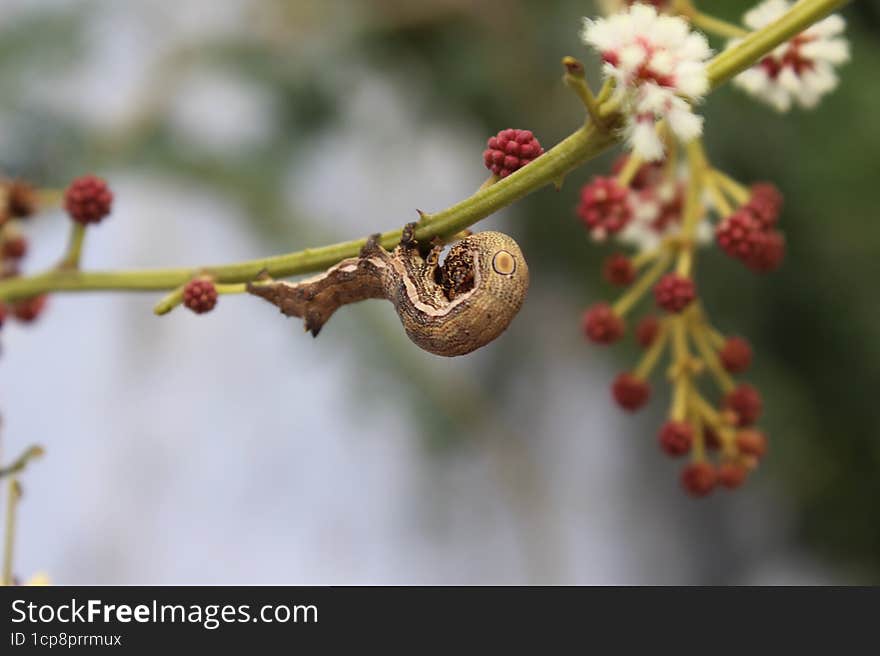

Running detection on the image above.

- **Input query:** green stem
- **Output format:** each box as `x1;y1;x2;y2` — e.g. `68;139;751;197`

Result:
216;283;247;295
2;479;20;586
634;320;670;380
0;445;44;480
689;406;706;462
675;139;708;278
691;11;749;40
59;223;87;269
705;174;734;216
562;56;606;129
689;316;736;394
615;153;644;187
632;246;661;270
712;169;750;205
612;249;672;318
153;287;184;316
670;317;690;421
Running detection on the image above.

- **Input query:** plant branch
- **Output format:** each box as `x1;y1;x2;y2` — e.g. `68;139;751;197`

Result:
58;223;87;270
0;445;44;481
0;0;851;304
562;56;607;129
0;123;617;301
692;12;749;40
673;1;749;39
2;478;21;586
675;138;709;278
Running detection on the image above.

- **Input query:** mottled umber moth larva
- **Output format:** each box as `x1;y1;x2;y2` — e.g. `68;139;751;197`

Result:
247;223;529;356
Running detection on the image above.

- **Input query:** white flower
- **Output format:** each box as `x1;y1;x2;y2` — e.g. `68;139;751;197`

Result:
581;4;712;161
614;167;712;254
618;191;666;252
731;0;849;112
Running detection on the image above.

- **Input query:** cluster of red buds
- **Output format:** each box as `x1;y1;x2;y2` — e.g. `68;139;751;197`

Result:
0;179;47;327
576;142;777;497
63;175;114;226
479;124;776;497
483;129;545;179
0;174;116;334
715;181;785;272
183;278;218;314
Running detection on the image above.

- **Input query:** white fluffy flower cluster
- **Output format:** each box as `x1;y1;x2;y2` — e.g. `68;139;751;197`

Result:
581;4;712;161
732;0;849;112
617;175;712;253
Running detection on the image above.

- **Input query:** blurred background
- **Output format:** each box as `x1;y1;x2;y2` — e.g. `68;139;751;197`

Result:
0;0;877;584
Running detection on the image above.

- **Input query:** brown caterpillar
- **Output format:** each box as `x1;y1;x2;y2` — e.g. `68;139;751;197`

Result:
247;223;529;356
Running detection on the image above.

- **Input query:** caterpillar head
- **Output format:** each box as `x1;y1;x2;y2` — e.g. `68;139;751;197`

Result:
440;231;529;302
419;230;529;356
470;231;529;306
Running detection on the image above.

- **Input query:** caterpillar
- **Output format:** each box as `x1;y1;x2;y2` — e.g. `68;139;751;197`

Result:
247;223;529;356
